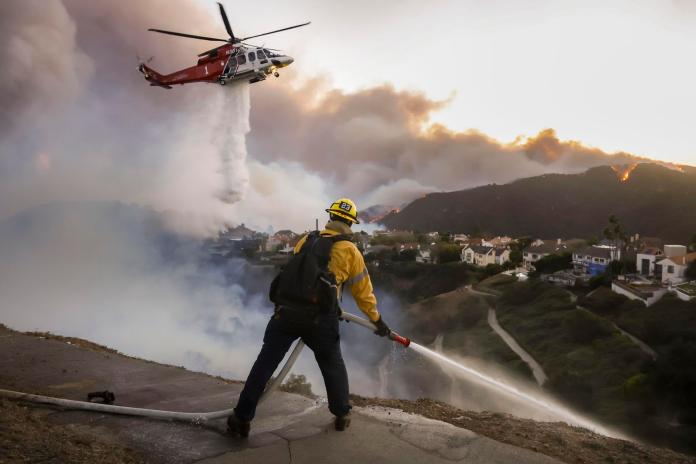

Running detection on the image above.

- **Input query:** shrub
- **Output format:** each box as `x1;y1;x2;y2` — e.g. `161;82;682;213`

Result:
436;243;462;263
280;374;315;398
547;371;594;409
562;310;613;343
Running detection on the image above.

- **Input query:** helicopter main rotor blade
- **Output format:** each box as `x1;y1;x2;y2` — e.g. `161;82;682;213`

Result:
148;29;228;42
217;2;236;42
240;22;310;41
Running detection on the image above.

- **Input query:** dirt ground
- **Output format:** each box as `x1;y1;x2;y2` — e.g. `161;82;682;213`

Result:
0;399;144;464
3;324;694;464
351;396;696;464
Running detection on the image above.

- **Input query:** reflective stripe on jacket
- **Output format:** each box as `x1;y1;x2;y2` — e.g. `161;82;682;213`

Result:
294;221;380;322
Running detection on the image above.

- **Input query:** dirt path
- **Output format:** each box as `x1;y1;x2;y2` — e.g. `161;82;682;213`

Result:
487;307;549;385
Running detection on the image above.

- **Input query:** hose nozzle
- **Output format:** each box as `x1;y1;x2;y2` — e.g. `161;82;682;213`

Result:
389;331;411;347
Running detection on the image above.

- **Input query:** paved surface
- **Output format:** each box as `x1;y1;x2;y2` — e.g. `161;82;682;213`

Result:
0;326;562;463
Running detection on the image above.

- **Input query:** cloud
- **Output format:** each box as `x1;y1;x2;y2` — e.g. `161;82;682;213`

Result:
0;1;94;134
248;77;646;210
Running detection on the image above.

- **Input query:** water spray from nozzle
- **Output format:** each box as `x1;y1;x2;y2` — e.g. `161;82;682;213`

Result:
339;309;624;439
388;331;411;347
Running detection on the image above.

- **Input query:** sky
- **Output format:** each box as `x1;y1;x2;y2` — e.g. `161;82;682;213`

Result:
193;0;696;166
1;0;695;233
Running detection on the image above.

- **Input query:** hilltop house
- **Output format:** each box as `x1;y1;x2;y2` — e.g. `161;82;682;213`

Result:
523;239;567;271
265;229;300;252
482;236;514;247
572;245;619;276
461;245;510;266
453;234;470;245
416;248;432;263
657;249;696;285
636;247;665;277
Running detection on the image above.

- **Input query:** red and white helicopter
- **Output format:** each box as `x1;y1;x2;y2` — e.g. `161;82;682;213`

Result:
139;2;309;88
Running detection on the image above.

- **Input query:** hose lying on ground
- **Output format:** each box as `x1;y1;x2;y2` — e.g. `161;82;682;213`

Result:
0;311;409;424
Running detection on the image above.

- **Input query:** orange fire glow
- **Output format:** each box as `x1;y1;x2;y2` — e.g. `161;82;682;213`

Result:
611;163;638;182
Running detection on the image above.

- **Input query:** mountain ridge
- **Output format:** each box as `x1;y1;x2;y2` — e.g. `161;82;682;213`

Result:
381;163;696;242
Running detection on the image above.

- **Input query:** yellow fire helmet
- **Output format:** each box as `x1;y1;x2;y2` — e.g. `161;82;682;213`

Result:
326;198;360;224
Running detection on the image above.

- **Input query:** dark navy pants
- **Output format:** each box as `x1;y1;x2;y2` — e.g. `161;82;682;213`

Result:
234;310;351;421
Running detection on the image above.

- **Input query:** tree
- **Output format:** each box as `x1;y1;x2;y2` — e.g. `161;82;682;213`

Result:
436;243;461;263
687;260;696;281
396;249;417;262
531;252;572;275
508;236;532;267
603;214;626;259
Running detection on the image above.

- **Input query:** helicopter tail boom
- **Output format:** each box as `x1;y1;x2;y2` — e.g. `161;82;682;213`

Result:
138;63;173;89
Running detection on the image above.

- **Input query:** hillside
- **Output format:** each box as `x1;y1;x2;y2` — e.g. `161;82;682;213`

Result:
3;323;695;464
381;163;696;242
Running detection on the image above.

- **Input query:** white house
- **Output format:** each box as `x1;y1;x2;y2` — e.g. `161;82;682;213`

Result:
453;234;470;244
657;251;696;285
572;245;619;276
636;247;664;277
611;280;668;307
416;249;432;263
462;245;510;266
523;240;567;271
482;236;514;247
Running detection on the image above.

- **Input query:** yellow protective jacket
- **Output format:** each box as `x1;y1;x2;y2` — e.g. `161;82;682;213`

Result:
294;221;380;322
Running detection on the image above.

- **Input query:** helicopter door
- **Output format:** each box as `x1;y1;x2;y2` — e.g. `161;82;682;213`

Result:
236;53;249;74
223;55;238;77
248;51;258;73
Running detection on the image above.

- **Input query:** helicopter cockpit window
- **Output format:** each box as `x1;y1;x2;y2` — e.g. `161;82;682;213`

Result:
238;54;247;65
249;52;256;61
264;49;276;57
209;49;219;59
257;49;266;59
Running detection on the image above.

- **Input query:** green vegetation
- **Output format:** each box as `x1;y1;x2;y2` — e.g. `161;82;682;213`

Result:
580;290;696;450
686;261;696;280
508;236;532;267
496;280;647;419
371;261;475;302
678;282;696;296
405;290;533;380
435;243;462;263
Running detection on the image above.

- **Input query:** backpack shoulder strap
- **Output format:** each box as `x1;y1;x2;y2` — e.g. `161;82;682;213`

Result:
298;231;321;254
330;234;352;243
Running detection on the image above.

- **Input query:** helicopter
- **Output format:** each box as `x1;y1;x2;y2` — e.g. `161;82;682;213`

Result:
139;3;309;88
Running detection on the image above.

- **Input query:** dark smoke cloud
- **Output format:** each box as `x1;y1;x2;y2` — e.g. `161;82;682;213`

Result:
248;79;645;208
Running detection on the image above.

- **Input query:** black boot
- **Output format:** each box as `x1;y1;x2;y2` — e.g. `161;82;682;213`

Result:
334;412;351;431
227;414;251;438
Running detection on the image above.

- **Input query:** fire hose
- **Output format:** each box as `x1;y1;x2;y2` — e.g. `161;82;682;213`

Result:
0;311;410;424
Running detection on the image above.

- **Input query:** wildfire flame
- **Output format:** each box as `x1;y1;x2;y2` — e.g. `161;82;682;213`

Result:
611;163;638;182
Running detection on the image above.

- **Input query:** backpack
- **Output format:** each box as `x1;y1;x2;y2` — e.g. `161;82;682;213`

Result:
269;231;350;315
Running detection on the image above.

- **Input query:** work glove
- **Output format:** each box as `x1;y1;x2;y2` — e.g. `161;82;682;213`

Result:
373;316;391;337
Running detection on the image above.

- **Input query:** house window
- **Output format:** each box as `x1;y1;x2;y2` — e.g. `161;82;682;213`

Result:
668;265;675;274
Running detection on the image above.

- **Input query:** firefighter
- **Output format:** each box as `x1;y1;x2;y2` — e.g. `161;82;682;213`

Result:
227;198;390;437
